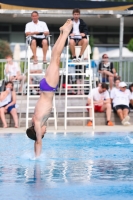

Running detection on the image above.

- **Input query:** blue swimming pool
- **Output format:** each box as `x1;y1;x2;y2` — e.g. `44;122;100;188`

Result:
0;132;133;200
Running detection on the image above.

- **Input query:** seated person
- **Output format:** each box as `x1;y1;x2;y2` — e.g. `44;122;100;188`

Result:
110;78;120;108
98;54;118;90
69;8;88;62
30;63;44;95
110;78;120;92
0;81;18;128
111;82;131;126
5;55;26;94
129;83;133;109
0;86;11;107
25;11;49;64
87;83;113;126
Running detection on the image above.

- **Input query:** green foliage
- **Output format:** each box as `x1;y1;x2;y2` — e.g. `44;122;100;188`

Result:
127;38;133;52
89;36;94;59
0;40;12;59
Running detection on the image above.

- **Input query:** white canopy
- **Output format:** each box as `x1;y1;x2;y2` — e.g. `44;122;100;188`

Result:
93;47;100;60
13;43;20;61
99;47;133;58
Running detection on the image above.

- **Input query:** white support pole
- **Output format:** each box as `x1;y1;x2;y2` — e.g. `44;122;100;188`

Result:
26;45;30;129
53;95;57;130
119;16;124;78
87;37;95;130
64;44;69;130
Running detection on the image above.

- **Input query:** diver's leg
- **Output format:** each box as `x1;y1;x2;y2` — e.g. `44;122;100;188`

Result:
45;19;73;88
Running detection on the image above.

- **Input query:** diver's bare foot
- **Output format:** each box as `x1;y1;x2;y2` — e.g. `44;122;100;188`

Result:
59;19;70;31
60;19;73;33
3;125;8;128
15;125;19;128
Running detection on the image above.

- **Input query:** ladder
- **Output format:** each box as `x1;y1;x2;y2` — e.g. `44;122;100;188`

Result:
26;36;57;129
64;36;95;130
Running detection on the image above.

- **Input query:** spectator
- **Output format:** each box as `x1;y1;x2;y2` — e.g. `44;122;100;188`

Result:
5;55;26;94
87;83;113;126
129;83;133;109
0;81;18;128
110;78;120;108
111;82;131;126
110;78;120;94
69;8;88;62
98;54;118;90
30;63;44;95
25;11;49;64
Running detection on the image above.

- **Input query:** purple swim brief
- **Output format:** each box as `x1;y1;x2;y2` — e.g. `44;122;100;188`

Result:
40;78;58;92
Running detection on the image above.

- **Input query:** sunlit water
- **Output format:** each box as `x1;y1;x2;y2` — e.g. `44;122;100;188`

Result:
0;132;133;200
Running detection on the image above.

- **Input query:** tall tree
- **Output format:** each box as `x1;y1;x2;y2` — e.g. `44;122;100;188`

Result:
0;40;12;59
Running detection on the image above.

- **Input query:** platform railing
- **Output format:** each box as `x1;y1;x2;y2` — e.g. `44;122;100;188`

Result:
1;58;133;85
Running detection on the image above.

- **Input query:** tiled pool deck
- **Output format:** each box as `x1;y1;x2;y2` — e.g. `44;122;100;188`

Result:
0;125;133;134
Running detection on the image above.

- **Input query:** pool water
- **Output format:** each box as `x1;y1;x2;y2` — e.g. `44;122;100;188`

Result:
0;132;133;200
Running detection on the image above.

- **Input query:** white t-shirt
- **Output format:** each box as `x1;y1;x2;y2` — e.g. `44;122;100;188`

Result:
0;91;11;107
25;20;49;39
130;92;133;100
72;20;81;39
88;87;110;104
110;87;119;103
5;62;20;76
111;88;130;107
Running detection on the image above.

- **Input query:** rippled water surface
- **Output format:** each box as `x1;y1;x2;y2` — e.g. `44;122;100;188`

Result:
0;132;133;200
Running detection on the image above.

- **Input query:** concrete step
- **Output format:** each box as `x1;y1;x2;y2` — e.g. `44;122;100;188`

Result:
5;95;132;127
16;95;88;113
2;111;132;128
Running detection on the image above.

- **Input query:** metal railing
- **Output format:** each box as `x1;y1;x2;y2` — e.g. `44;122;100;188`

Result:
90;58;133;86
0;58;133;86
1;58;133;91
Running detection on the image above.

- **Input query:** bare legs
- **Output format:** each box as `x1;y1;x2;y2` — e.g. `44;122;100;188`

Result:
42;39;48;61
69;39;76;57
102;103;112;121
31;39;37;62
31;39;48;63
0;108;18;128
69;38;88;57
78;38;88;56
10;108;19;128
116;109;129;121
100;71;115;90
0;108;7;128
108;76;114;90
88;103;112;122
45;19;73;88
